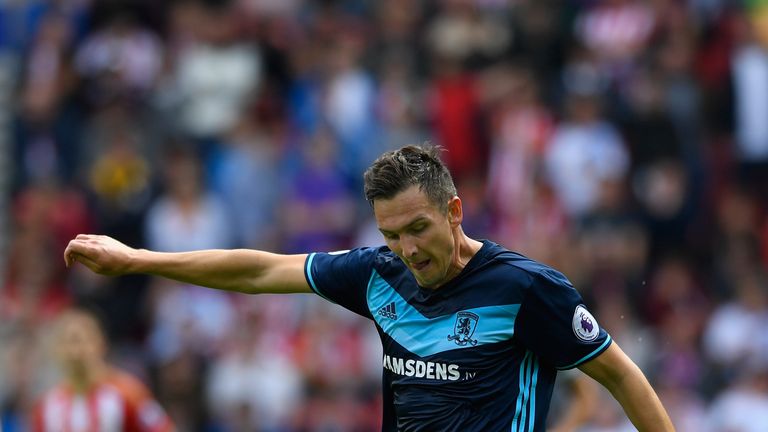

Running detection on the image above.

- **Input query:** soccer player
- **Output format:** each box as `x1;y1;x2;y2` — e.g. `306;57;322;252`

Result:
31;309;175;432
64;145;674;431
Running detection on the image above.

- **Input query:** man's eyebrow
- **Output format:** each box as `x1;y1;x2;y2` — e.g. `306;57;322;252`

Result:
379;217;429;235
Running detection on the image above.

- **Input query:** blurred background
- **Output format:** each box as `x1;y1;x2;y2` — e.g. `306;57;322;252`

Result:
1;0;768;430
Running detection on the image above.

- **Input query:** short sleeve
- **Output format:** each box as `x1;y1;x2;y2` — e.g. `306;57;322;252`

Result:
514;268;612;369
304;247;378;318
111;371;174;432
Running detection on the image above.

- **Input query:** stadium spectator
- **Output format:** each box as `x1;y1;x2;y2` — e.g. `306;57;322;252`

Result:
166;1;260;141
706;364;768;432
545;61;629;219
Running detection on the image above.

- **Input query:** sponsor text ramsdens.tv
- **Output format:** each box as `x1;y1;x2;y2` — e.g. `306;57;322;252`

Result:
383;355;461;381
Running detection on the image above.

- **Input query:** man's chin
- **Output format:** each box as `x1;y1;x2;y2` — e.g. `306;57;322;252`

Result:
415;275;441;290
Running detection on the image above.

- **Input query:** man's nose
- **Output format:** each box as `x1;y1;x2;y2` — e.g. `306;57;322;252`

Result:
400;236;418;258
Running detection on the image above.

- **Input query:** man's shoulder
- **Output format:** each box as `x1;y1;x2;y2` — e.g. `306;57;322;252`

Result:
104;368;153;404
319;245;394;258
480;241;570;287
323;245;401;268
106;369;174;430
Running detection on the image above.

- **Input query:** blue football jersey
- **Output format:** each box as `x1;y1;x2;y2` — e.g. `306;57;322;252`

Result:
304;240;611;432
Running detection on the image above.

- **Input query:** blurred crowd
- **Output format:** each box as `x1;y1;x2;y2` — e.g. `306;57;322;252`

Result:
1;0;768;430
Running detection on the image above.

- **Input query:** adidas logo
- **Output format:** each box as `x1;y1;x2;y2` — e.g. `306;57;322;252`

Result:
377;302;398;320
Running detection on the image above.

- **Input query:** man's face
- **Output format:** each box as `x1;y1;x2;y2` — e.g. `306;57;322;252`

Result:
374;185;460;289
55;315;106;376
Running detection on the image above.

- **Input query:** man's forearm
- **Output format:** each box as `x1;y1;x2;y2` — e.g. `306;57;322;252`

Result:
132;249;267;293
605;363;674;430
132;249;311;294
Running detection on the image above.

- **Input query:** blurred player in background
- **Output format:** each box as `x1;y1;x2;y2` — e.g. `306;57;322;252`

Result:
548;372;599;431
31;308;174;432
64;145;673;431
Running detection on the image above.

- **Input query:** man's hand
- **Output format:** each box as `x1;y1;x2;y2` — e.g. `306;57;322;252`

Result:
64;234;137;276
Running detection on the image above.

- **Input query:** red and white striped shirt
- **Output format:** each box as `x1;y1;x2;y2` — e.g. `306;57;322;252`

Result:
32;370;174;432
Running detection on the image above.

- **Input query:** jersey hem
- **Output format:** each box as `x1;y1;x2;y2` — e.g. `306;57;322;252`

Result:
556;334;613;370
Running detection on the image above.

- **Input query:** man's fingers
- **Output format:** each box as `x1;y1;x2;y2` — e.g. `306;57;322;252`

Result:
64;242;81;267
71;253;102;273
65;240;87;254
64;239;96;267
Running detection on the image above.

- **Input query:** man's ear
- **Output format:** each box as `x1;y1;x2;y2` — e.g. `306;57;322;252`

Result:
447;196;463;226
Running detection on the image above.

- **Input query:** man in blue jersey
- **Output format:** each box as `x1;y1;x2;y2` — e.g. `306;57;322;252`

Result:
64;145;674;431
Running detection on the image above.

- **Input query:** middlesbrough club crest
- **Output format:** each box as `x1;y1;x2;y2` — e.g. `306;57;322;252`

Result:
448;311;479;346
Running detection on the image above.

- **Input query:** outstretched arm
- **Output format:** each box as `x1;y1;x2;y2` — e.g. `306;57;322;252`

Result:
64;234;311;294
578;342;675;431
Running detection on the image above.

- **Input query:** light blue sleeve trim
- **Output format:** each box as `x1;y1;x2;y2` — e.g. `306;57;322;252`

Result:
557;335;613;370
304;253;337;304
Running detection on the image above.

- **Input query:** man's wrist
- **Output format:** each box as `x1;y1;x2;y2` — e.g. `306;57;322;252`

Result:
127;249;151;274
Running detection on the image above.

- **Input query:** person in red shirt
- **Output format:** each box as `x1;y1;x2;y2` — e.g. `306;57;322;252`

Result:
31;309;174;432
